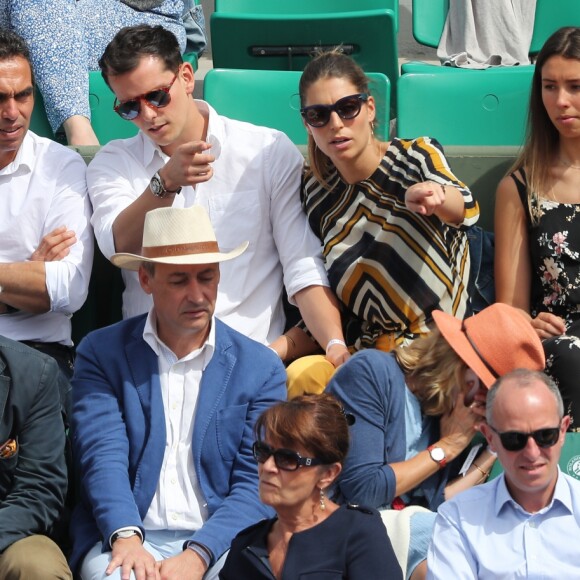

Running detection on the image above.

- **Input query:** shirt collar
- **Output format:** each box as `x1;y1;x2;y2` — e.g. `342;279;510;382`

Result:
142;307;216;367
141;99;223;169
0;130;34;176
495;467;573;516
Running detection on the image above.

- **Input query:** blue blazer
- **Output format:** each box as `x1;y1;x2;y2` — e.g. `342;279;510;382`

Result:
69;315;286;572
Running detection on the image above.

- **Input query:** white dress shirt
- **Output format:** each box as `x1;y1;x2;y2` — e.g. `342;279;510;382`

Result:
427;469;580;579
141;309;214;531
0;131;93;345
88;101;328;344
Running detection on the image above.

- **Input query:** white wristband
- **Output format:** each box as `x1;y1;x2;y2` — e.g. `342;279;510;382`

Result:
326;339;347;353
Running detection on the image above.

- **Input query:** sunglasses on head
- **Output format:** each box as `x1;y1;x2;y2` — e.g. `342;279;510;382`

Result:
300;93;368;128
489;425;561;452
114;69;180;121
252;441;323;471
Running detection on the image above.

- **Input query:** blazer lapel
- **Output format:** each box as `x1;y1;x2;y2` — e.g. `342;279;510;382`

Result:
192;321;235;465
125;323;166;513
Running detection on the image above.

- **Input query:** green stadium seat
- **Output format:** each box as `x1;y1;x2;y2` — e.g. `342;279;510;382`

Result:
396;67;534;147
214;0;399;32
203;69;390;146
210;8;399;114
30;90;54;139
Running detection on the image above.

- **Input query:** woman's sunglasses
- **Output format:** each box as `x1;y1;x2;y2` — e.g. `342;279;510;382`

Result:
489;425;561;452
252;441;323;471
300;93;368;128
114;70;180;121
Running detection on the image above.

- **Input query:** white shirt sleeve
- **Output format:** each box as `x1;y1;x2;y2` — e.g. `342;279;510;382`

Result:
43;151;93;313
267;132;329;303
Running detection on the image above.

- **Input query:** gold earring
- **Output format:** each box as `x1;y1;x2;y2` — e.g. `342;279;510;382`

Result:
319;488;326;511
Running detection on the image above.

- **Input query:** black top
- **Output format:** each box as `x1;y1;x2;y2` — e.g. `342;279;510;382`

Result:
219;504;403;580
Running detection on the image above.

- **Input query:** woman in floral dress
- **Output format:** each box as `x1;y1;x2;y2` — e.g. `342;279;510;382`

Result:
495;26;580;430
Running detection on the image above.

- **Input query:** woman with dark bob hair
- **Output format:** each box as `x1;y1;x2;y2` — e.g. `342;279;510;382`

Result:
287;49;479;397
219;393;402;579
495;26;580;431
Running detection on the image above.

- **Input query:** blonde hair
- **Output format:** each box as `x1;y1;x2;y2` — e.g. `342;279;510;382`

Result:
393;329;467;416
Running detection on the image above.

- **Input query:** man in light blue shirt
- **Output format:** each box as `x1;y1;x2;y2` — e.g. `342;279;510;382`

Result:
427;369;580;579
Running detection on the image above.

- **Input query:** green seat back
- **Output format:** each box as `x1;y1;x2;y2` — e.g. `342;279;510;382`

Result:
412;0;448;48
215;0;399;31
529;0;580;53
203;69;390;146
396;68;533;147
210;9;398;114
489;432;580;482
30;90;54;139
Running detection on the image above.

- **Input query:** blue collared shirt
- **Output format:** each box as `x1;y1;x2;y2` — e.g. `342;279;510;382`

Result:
427;469;580;579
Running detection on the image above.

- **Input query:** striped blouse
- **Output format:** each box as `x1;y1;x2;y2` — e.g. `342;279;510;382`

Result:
301;137;479;351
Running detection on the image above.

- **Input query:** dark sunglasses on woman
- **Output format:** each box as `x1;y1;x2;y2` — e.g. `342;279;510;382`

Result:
113;69;180;120
300;93;368;128
489;425;561;452
252;441;323;471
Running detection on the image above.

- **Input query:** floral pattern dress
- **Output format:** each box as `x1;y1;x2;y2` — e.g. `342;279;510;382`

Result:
513;172;580;429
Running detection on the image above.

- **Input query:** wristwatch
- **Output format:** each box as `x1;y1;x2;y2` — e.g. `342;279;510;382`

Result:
111;529;140;545
427;445;447;469
150;171;182;198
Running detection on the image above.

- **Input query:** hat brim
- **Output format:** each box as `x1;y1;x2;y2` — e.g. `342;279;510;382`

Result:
432;310;496;388
110;241;249;271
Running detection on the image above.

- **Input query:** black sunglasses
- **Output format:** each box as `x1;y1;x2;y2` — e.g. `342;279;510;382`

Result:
489;425;561;452
300;93;368;128
114;70;180;121
252;441;323;471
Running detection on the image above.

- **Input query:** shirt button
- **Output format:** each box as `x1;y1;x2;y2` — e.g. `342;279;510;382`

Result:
172;513;178;521
529;521;536;528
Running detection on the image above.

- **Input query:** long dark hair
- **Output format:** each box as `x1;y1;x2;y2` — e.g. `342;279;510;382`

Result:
299;50;370;186
512;27;580;220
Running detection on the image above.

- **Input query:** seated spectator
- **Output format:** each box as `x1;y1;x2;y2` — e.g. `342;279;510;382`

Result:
88;24;347;369
427;369;580;578
288;49;479;397
0;29;93;384
327;303;545;579
70;205;287;579
0;0;193;145
495;26;580;431
0;336;71;579
220;394;403;580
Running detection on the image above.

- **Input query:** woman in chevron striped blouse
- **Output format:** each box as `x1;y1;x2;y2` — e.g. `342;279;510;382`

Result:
287;51;480;396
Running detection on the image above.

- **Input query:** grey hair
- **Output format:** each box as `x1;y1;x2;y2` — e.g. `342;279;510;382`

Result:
486;369;564;425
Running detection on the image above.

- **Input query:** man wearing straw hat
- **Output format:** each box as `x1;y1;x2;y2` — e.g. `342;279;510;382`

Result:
70;205;287;580
428;369;580;578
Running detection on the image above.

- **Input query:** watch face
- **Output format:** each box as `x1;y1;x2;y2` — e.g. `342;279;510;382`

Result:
150;175;163;196
431;447;445;462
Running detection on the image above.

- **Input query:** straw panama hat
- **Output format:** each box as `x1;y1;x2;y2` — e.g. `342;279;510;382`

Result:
432;303;545;388
111;205;249;271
